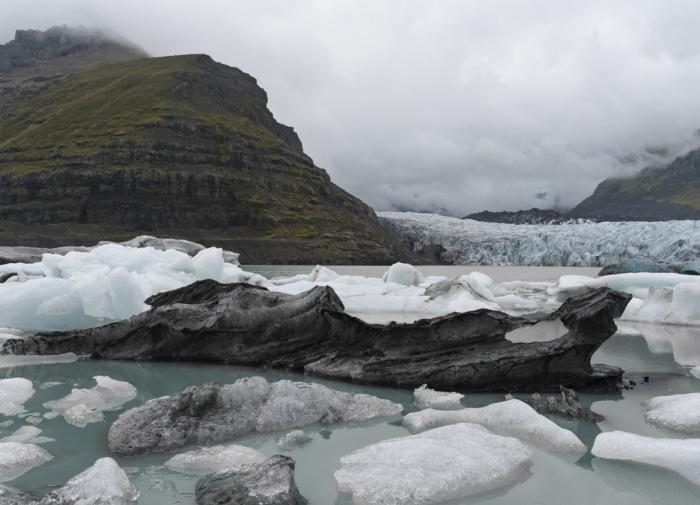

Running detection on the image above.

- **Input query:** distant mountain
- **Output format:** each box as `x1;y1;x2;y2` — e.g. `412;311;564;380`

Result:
464;208;570;225
570;148;700;221
0;27;411;264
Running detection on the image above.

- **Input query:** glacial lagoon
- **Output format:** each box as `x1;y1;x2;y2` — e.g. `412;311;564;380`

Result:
1;265;699;504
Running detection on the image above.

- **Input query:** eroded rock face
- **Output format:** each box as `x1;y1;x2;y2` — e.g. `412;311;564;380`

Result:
107;377;402;456
195;455;308;505
2;281;631;393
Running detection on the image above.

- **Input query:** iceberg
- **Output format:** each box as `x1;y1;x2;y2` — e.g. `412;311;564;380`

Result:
164;444;266;475
40;457;139;505
592;431;700;486
335;423;532;505
0;426;53;444
692;366;700;379
0;442;52;483
403;399;585;452
43;376;137;428
382;262;425;286
413;385;464;410
0;378;34;416
643;393;700;434
378;211;700;267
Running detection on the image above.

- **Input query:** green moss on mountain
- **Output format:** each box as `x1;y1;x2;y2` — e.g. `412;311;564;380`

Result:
570;148;700;221
0;39;410;263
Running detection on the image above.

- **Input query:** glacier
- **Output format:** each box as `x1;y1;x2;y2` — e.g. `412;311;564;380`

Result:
378;211;700;267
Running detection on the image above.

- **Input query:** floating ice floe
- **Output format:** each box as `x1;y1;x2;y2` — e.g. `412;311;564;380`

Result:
43;376;137;428
643;393;700;434
0;243;267;332
335;423;532;505
0;442;53;482
41;457;139;505
0;426;53;444
413;385;464;410
0;378;35;416
403;399;585;452
0;353;78;369
277;430;313;450
164;445;266;475
592;431;700;486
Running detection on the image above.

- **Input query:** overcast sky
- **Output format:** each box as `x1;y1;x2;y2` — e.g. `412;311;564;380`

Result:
4;1;700;215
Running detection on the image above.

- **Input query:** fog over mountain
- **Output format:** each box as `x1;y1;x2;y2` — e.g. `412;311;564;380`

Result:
4;0;700;216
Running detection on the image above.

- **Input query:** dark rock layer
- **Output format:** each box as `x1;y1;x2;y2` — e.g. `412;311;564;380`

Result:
1;281;631;393
195;456;308;505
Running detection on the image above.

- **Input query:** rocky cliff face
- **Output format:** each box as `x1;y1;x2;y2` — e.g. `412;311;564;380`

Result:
570;148;700;221
0;28;410;263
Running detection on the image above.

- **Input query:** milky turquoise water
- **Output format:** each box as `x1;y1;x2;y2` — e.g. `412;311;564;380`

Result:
1;265;699;504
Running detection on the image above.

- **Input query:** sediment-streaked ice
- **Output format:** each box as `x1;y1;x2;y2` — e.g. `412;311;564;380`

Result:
164;445;266;475
643;393;700;434
0;378;34;416
403;399;585;452
592;431;700;486
43;376;137;428
335;423;532;505
413;385;464;410
41;457;139;504
0;442;53;482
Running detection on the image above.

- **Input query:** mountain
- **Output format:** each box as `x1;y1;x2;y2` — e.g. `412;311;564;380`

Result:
464;208;569;225
0;27;411;264
570;148;700;221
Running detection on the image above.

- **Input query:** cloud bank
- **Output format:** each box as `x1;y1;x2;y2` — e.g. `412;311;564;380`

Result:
3;0;700;215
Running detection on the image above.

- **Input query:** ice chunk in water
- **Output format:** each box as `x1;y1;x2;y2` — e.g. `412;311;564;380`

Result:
43;376;137;428
0;442;52;482
0;426;53;444
403;399;585;452
0;378;34;416
0;353;78;369
382;263;425;286
592;431;700;486
335;423;532;505
277;430;313;450
164;445;266;475
643;393;700;434
42;457;139;504
413;385;463;410
691;366;700;380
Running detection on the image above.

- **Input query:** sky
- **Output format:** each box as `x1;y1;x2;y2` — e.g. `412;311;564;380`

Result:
4;0;700;216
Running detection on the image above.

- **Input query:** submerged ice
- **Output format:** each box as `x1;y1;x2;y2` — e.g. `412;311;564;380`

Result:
164;444;266;475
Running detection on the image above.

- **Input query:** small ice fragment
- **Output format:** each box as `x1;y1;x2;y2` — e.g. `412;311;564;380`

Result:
643;393;700;434
403;399;585;452
0;378;34;416
164;445;266;475
413;385;464;410
0;442;53;482
277;430;313;450
592;431;700;486
43;376;137;428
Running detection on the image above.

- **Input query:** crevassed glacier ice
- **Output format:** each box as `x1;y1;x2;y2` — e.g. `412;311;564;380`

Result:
40;457;139;505
43;376;137;428
379;211;700;266
0;378;35;416
643;393;700;434
413;385;464;410
0;442;53;483
164;445;266;475
0;244;267;332
403;399;585;452
334;423;532;505
592;431;700;486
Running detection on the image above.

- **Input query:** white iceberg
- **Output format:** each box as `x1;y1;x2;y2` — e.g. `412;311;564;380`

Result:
382;262;425;286
43;376;137;428
592;431;700;486
164;444;266;475
403;399;585;452
0;378;34;416
0;442;53;482
41;457;139;505
643;393;700;434
335;423;532;505
413;385;464;410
